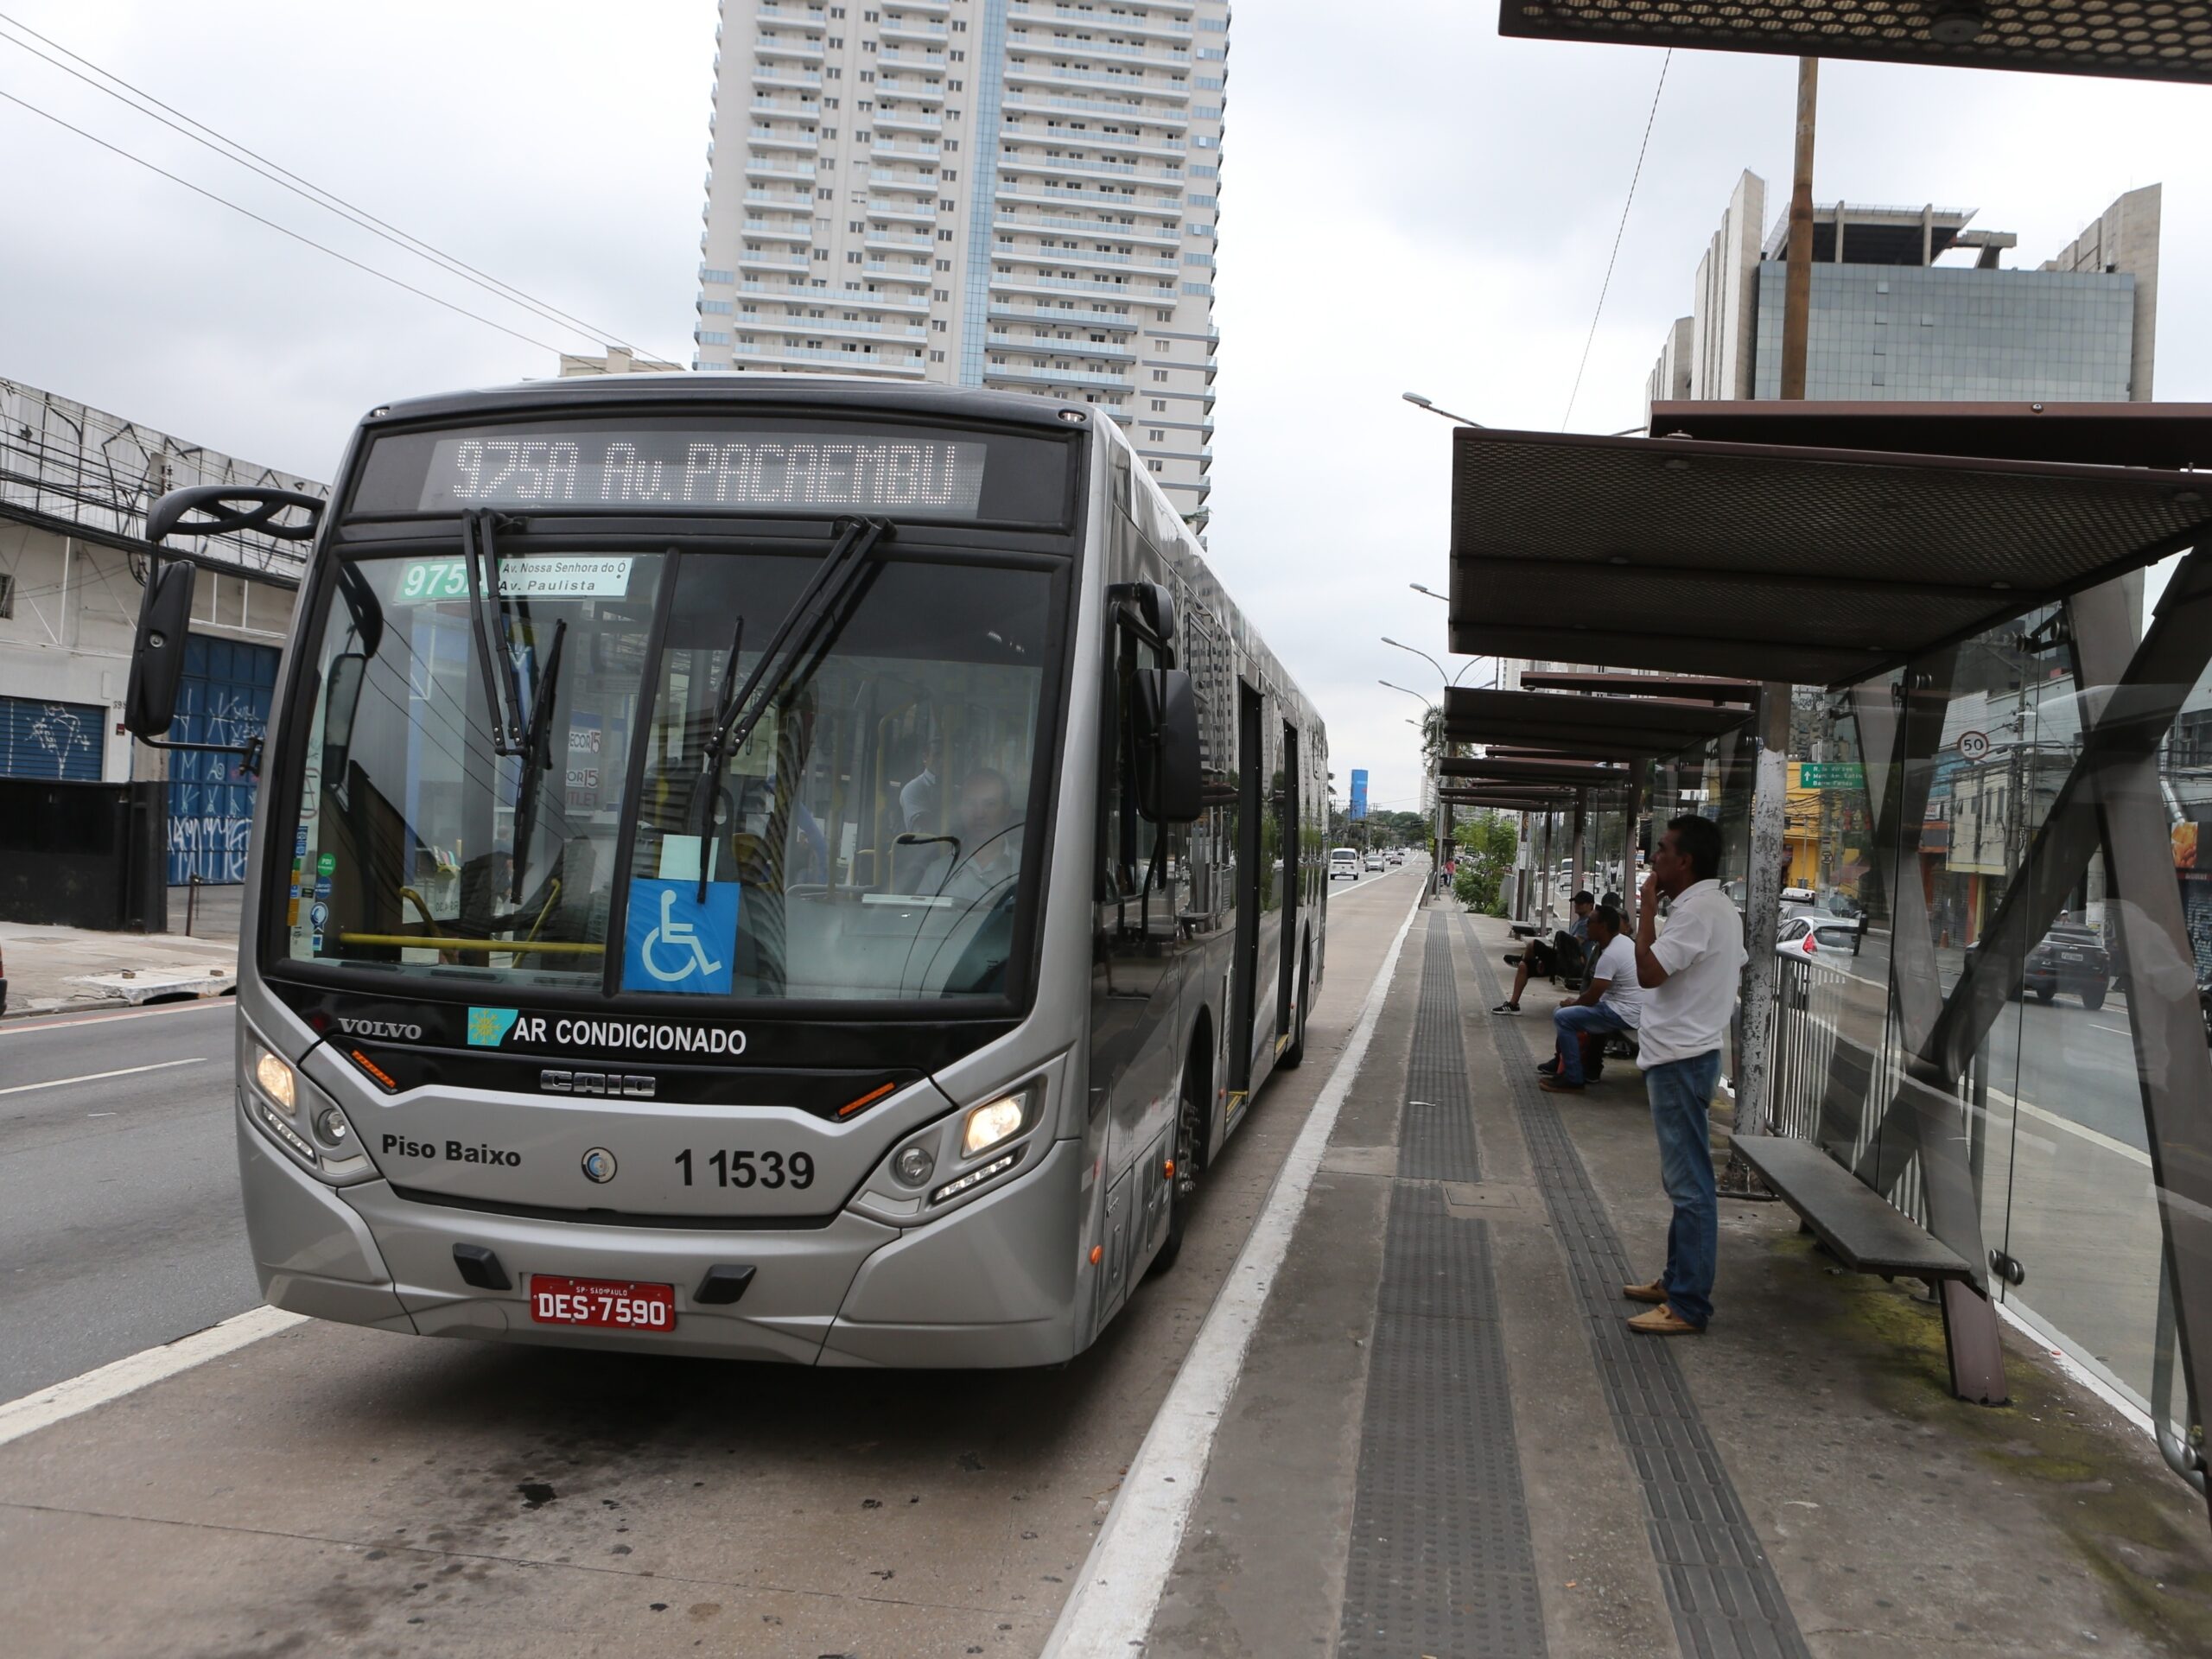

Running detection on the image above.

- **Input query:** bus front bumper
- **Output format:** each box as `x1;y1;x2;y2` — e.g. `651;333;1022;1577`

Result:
237;1107;1088;1367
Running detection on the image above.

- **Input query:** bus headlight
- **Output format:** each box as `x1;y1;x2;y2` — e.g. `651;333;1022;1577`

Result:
252;1046;298;1116
962;1090;1031;1158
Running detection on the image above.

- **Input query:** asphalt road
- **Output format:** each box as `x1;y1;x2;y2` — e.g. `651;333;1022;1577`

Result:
0;869;1427;1659
0;1000;258;1402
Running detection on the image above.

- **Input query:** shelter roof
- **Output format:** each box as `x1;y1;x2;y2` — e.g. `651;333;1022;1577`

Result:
1516;671;1758;703
1649;402;2212;472
1443;686;1749;757
1440;754;1631;788
1497;0;2212;87
1446;426;2212;687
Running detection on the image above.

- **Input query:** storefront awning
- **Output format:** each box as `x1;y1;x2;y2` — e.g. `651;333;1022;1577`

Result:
1446;425;2212;687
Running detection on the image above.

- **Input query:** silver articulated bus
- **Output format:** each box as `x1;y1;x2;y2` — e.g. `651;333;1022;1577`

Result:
124;378;1327;1367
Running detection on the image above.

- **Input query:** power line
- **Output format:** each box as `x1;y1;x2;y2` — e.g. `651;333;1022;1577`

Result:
0;10;682;367
0;84;573;356
1560;49;1671;433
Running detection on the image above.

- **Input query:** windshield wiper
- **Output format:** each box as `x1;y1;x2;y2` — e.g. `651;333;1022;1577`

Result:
461;509;533;757
690;514;893;897
508;618;568;906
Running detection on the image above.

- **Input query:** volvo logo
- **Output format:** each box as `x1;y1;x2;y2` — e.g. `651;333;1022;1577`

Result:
581;1147;618;1184
540;1070;656;1098
337;1017;423;1040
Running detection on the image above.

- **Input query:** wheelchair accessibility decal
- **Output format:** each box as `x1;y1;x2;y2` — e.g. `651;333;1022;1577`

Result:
623;879;741;995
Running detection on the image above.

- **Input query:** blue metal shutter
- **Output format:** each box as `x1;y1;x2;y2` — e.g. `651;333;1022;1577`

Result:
0;696;105;780
166;634;281;885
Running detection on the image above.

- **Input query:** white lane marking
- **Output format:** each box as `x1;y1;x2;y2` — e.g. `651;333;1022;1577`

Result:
0;1305;306;1451
1042;888;1424;1659
0;1000;232;1037
0;1058;208;1097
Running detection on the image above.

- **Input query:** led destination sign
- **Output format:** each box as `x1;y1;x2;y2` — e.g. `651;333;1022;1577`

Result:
417;430;987;514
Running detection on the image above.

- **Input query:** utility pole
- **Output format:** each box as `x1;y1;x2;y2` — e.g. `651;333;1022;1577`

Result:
1728;55;1817;1183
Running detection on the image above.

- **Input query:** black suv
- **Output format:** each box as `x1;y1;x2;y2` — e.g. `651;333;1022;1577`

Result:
2021;925;2112;1010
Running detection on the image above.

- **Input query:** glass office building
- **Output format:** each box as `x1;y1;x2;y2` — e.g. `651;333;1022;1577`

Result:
1750;263;2137;401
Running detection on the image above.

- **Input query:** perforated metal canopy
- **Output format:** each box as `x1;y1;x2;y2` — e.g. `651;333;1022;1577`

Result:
1499;0;2212;86
1447;426;2212;687
1650;401;2212;471
1519;671;1758;704
1443;685;1750;758
1440;754;1631;787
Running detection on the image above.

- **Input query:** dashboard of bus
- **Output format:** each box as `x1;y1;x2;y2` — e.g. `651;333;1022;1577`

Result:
265;410;1081;1015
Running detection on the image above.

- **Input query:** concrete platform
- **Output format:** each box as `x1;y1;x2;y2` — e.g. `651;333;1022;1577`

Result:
1142;906;2212;1657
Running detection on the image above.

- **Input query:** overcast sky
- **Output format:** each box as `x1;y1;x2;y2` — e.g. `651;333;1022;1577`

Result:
4;2;2207;817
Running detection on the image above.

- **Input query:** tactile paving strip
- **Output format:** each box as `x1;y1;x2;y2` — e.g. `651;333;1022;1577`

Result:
1459;914;1812;1659
1338;918;1547;1659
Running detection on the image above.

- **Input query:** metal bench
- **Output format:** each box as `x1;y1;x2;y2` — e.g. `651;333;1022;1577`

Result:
1730;1135;1974;1285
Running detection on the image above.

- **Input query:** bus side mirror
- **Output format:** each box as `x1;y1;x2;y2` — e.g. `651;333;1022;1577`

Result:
1133;668;1202;824
123;560;198;739
321;652;369;782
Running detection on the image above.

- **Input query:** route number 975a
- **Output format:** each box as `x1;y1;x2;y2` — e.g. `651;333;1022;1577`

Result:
674;1148;815;1189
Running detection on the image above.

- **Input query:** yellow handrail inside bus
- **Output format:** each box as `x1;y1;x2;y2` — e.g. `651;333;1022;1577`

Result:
334;934;605;956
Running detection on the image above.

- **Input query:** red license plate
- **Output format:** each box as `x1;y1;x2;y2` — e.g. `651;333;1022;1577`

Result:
528;1275;677;1332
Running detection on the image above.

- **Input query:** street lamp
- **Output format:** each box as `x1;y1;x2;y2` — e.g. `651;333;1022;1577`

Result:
1382;635;1489;688
1409;582;1447;601
1402;391;1485;429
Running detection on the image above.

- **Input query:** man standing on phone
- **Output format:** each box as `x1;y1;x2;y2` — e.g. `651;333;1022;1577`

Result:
1621;815;1744;1336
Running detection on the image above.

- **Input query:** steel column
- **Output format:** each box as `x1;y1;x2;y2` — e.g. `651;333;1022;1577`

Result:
1738;684;1792;1139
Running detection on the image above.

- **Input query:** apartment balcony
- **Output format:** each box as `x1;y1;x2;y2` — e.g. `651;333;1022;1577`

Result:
877;48;946;72
868;196;937;225
742;218;812;243
1006;35;1192;69
987;331;1134;360
1008;1;1195;40
754;35;826;62
995;240;1178;274
740;250;813;273
752;343;931;374
756;2;827;22
995;150;1181;183
995;181;1183;219
876;79;946;108
751;63;822;89
983;362;1131;391
861;257;933;282
874;107;944;134
988;301;1141;332
743;156;819;181
869;168;938;194
1001;92;1189;127
990;270;1179;303
871;138;942;162
887;0;952;14
995;213;1179;250
880;16;950;42
1005;62;1191;104
865;228;936;252
747;127;821;153
749;99;822;124
806;316;931;342
746;187;812;207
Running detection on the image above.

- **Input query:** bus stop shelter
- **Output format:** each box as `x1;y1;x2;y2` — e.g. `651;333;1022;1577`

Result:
1444;411;2212;1523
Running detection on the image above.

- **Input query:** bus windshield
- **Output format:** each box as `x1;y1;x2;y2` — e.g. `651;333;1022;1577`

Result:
277;543;1061;1005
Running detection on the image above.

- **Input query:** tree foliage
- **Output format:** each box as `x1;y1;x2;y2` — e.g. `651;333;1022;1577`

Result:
1452;812;1518;917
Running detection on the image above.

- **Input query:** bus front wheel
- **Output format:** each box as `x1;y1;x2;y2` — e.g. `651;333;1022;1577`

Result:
1150;1046;1210;1276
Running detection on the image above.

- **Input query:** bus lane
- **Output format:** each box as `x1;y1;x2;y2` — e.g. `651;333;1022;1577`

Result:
0;869;1424;1659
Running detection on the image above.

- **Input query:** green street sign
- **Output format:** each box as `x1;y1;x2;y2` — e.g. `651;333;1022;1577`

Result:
315;852;337;876
1797;763;1865;790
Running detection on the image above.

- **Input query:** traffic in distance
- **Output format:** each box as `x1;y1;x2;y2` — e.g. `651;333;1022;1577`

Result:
122;377;1328;1369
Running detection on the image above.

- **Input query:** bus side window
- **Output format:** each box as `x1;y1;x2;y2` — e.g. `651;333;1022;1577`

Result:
1104;630;1164;912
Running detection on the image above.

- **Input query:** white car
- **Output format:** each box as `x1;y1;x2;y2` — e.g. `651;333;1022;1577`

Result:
1329;848;1361;881
1776;915;1865;960
1364;854;1385;872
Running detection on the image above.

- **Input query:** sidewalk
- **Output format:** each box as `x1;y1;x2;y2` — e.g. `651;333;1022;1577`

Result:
1;893;238;1016
1141;904;2212;1656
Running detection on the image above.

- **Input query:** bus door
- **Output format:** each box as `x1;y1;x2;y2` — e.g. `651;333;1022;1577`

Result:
1230;681;1264;1095
1274;721;1300;1056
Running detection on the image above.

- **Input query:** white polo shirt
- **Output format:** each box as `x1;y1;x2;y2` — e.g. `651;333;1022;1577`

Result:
1586;933;1643;1028
1636;879;1746;1069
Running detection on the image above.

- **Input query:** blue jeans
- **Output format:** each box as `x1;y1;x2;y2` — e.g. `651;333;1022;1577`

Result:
1551;1003;1630;1085
1643;1050;1723;1329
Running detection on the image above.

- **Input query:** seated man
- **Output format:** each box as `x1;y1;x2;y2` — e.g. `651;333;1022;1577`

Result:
1493;890;1594;1014
1539;904;1640;1092
931;766;1024;905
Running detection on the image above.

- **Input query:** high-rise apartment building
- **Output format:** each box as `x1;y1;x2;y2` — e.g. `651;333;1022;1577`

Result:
695;0;1227;521
1646;173;2160;410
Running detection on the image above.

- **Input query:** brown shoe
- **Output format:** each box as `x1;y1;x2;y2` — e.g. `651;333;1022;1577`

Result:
1627;1304;1704;1336
1622;1277;1667;1304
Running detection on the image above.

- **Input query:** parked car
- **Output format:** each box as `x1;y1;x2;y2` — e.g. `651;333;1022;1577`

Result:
1329;848;1361;881
1776;915;1866;960
2023;924;2112;1009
